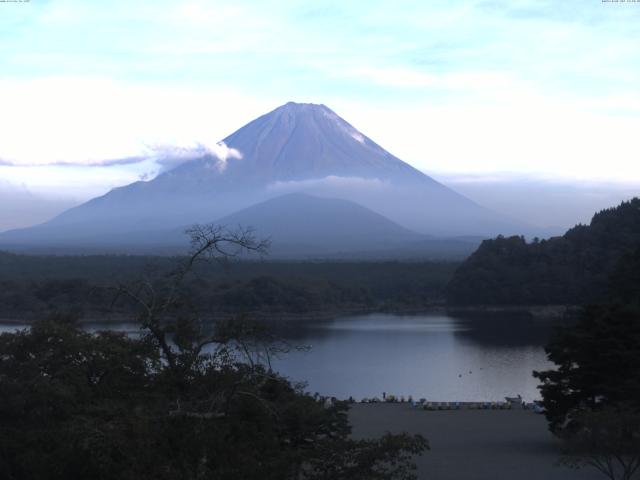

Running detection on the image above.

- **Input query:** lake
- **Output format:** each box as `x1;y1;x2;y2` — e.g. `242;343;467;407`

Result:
0;311;555;402
269;312;554;402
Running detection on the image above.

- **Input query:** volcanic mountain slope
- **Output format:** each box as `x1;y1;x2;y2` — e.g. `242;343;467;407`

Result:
216;193;421;250
211;193;483;258
217;102;432;184
0;102;525;250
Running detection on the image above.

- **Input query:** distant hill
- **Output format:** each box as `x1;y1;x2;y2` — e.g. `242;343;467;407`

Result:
211;193;481;259
0;102;524;254
446;198;640;305
214;193;422;256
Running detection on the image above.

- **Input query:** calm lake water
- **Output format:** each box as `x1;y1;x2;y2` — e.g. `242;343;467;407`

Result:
0;312;555;402
270;312;554;402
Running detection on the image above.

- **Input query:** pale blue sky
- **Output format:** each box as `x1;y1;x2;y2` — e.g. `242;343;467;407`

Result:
1;0;639;229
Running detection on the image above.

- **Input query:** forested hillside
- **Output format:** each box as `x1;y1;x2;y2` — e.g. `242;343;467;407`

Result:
0;254;456;320
446;198;640;305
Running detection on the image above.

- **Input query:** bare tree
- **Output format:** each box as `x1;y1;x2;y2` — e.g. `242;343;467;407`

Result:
109;224;310;419
112;224;269;371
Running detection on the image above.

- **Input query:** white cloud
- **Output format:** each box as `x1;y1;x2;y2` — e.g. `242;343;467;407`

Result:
343;66;438;88
337;65;518;93
0;77;274;166
1;72;639;187
0;178;80;232
0;163;145;200
1;0;640;186
268;176;388;192
144;141;242;172
205;141;243;172
438;172;640;229
328;84;640;183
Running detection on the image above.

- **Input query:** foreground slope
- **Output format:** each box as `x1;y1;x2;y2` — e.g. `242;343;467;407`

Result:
350;404;601;480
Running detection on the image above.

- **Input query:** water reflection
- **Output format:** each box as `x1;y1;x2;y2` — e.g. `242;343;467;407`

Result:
270;313;555;402
450;311;553;347
0;312;556;402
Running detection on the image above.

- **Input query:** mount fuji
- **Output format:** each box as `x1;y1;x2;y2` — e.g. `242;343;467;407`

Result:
0;102;524;256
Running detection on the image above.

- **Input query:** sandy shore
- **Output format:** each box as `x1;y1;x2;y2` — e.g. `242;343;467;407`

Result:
349;403;601;480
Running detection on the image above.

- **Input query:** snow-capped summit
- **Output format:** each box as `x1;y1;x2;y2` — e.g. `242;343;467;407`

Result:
171;101;433;187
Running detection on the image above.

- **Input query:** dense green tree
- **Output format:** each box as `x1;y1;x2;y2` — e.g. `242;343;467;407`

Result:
447;198;640;305
533;305;640;432
609;247;640;307
533;246;640;432
534;247;640;479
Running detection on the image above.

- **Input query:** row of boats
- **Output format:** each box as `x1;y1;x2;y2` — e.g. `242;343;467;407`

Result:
319;394;546;413
356;396;545;412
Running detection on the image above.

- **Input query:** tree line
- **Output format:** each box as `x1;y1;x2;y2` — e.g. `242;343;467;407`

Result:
0;253;456;320
447;198;640;305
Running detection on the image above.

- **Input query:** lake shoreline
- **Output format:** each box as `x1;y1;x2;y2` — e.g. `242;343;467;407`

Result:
0;304;579;327
444;304;581;320
3;312;554;404
0;307;430;326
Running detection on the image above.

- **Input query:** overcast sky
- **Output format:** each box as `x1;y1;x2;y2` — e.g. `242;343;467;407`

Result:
1;0;639;230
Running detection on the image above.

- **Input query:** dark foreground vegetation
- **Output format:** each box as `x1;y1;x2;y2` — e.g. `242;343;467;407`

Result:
0;251;457;321
0;316;427;480
0;226;427;480
447;198;640;306
534;246;640;479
